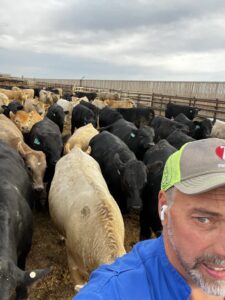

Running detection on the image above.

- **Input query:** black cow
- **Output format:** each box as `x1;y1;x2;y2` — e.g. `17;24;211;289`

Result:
150;116;189;142
166;129;195;149
74;91;97;101
140;139;176;240
27;118;63;184
2;100;24;117
174;113;213;139
0;141;49;299
46;104;65;133
80;99;100;116
99;106;123;127
63;93;73;101
33;88;42;98
117;107;155;128
100;119;155;160
71;104;97;134
165;102;200;120
90;131;147;213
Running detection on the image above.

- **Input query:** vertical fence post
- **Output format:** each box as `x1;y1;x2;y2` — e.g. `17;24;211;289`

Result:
189;98;192;106
193;96;196;107
137;93;141;107
160;96;164;115
151;93;155;108
214;98;219;121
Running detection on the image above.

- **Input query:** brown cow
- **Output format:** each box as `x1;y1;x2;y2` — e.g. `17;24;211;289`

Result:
10;110;43;133
0;114;46;191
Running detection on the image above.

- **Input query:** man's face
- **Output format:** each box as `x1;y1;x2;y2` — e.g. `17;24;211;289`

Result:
162;187;225;297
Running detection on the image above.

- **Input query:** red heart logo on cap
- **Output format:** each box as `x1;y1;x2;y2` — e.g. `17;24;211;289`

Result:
215;146;225;160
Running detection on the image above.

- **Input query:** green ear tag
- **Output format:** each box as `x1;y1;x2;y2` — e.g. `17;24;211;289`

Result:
130;133;136;138
34;137;41;145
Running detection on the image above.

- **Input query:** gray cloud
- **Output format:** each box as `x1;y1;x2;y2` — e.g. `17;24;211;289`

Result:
1;0;225;80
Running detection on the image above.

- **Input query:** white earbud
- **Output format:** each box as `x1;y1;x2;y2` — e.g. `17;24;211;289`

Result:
160;205;168;221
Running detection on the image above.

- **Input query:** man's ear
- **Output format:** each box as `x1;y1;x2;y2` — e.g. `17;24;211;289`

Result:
158;190;168;225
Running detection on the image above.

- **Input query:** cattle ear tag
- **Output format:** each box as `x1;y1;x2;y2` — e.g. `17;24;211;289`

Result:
29;271;36;278
130;133;136;138
34;137;41;145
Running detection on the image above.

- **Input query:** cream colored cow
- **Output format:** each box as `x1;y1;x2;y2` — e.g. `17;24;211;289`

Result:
0;114;46;191
0;93;9;113
64;124;99;154
49;147;126;291
104;99;136;108
92;99;106;109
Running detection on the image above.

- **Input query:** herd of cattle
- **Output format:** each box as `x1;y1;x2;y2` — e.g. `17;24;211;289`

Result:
0;85;225;299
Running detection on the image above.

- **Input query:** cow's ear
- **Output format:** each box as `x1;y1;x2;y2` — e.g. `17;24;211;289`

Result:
17;141;33;157
146;160;163;176
9;111;15;120
114;153;125;172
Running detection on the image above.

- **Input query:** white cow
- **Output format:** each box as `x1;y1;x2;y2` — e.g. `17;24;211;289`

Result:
56;98;74;114
49;147;126;291
210;118;225;139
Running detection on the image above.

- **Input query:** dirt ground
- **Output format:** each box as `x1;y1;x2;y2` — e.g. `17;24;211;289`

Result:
26;208;140;300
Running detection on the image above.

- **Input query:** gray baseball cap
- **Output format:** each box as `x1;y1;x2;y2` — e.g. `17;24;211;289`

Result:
161;138;225;194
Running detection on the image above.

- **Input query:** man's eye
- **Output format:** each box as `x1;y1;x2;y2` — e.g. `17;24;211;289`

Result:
196;217;210;224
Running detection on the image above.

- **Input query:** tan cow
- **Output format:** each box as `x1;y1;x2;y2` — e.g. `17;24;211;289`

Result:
49;147;126;291
92;99;106;109
12;87;35;100
0;93;9;113
23;98;46;115
10;110;43;133
0;88;26;102
98;91;120;100
104;99;136;108
0;114;47;191
64;123;99;154
39;90;60;104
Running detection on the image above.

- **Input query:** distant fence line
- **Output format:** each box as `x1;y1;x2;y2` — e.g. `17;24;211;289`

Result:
1;76;225;120
25;78;225;101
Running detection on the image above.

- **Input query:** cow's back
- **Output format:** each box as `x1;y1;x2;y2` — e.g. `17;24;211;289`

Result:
49;147;125;278
0;114;23;145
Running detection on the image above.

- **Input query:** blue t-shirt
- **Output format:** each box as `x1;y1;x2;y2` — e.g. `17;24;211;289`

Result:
73;235;191;300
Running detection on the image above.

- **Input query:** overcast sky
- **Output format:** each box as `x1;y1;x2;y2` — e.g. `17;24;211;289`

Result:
1;0;225;80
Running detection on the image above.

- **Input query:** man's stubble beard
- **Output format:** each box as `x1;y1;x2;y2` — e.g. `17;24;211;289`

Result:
166;216;225;297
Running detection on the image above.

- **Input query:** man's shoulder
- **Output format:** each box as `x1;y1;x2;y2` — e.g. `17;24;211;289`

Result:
74;238;162;300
